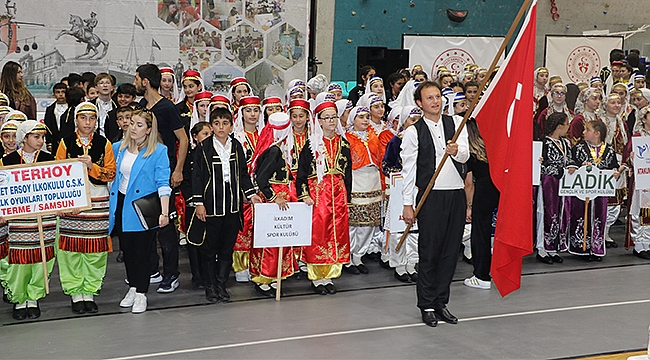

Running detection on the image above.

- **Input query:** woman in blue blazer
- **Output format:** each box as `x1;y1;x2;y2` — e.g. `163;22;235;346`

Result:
109;109;171;314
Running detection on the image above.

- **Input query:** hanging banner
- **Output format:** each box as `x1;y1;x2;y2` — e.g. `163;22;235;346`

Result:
633;136;650;190
0;159;91;219
544;35;623;84
402;35;505;76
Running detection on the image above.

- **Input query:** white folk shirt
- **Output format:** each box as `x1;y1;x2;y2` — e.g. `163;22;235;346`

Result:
213;136;232;183
400;114;469;206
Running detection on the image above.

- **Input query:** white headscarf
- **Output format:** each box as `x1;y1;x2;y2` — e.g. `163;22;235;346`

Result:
17;120;46;148
365;76;386;103
393;79;419;108
398;106;422;132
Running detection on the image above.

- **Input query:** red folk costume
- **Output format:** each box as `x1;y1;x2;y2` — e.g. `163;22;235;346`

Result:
287;99;311;261
296;101;352;283
229;77;254;119
232;95;262;276
249;113;298;285
159;67;180;103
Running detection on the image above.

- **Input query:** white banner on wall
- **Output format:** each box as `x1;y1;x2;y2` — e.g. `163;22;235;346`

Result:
544;35;623;84
402;35;505;77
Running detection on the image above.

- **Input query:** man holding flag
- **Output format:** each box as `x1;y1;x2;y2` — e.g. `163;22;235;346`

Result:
401;82;469;327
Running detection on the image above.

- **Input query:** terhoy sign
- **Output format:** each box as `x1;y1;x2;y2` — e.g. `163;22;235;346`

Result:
0;159;91;219
558;165;616;200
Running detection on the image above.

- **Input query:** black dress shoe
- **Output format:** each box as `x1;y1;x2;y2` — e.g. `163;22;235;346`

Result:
357;264;369;274
311;283;327;295
3;292;10;304
12;305;26;320
364;252;380;262
27;304;40;319
551;254;563;263
633;250;650;260
394;271;411;283
324;283;337;294
536;254;553;264
590;255;602;262
216;286;230;302
71;300;86;314
343;265;360;275
115;250;124;263
434;307;458;324
605;241;618;248
421;309;437;327
205;286;219;303
84;301;98;313
379;259;391;269
409;272;419;283
255;284;274;298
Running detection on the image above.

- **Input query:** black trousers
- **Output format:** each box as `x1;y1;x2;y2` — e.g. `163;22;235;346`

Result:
470;179;500;281
114;193;157;293
416;189;466;310
150;192;179;277
196;190;241;289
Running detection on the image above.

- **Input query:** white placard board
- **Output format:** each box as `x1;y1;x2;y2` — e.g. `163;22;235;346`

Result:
389;174;406;233
533;141;542;186
253;202;312;248
544;35;624;84
403;35;504;76
632;136;650;190
0;159;91;219
558;165;616;200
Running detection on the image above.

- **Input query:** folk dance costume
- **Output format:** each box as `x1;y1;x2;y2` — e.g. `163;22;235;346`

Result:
296;101;352;293
625;125;650;258
569;89;602;145
346;106;383;272
176;70;204;135
568;141;619;258
232;96;263;281
0;121;16;299
288;99;311;263
55;102;116;313
1;121;55;320
533;67;549;115
189;133;258;303
381;106;421;282
228;77;254;117
535;84;574;141
159;67;180;104
249;113;298;295
603;96;630;247
536;136;573;259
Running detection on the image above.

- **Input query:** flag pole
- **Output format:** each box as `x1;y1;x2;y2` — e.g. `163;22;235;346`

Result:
396;0;534;251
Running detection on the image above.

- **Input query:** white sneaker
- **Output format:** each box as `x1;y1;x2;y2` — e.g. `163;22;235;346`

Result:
131;293;147;314
464;276;491;290
120;287;137;307
235;269;250;283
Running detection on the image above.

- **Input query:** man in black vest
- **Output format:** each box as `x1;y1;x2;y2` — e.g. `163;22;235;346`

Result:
401;81;469;327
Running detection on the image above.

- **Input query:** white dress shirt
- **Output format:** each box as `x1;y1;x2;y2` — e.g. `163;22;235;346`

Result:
400;114;469;206
213;136;232;183
96;98;113;137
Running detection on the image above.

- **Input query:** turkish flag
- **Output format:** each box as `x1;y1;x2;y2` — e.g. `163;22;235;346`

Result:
473;1;536;296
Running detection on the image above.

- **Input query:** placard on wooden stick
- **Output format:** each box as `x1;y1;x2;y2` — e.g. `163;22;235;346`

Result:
253;202;313;301
0;159;92;293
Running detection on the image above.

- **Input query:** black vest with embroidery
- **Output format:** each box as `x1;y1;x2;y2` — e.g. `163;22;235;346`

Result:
61;133;108;185
414;115;466;190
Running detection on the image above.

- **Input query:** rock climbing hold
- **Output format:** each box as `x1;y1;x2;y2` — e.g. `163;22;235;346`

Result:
347;39;353;43
361;25;365;29
402;18;407;22
351;11;356;16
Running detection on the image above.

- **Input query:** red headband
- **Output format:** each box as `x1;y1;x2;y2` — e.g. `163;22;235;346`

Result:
230;77;248;87
239;96;260;107
288;99;310;112
262;96;283;106
194;91;213;102
210;95;230;105
183;69;201;82
160;67;174;75
314;101;337;114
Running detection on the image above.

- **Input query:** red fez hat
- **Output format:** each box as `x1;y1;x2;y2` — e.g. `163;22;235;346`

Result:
230;77;248;87
239;95;260;107
314;101;337;114
194;91;213;102
160;67;174;75
183;70;202;82
262;96;283;106
211;95;230;106
288;99;310;112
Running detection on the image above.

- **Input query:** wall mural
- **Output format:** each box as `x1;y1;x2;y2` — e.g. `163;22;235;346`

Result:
0;0;308;109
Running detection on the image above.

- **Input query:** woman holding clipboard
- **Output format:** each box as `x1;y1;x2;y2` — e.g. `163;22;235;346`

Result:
109;109;171;314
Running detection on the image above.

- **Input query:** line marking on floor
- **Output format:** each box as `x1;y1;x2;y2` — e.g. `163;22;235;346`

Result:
106;298;650;360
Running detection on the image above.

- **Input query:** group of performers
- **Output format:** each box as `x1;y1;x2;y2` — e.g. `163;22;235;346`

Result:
533;49;650;264
0;49;646;322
